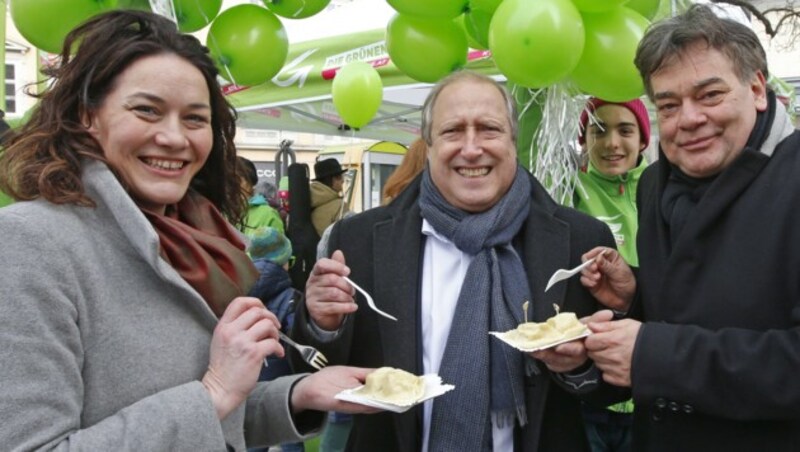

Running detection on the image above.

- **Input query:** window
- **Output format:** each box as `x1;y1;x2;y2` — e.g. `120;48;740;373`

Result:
5;64;16;114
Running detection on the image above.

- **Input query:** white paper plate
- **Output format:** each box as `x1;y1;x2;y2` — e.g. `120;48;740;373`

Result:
489;330;591;353
334;374;455;413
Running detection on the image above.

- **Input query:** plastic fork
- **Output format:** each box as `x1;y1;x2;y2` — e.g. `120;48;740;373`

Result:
279;331;328;370
343;276;398;321
544;256;599;293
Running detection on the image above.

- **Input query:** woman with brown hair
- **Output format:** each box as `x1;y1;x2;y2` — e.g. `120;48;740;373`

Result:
381;138;427;205
0;10;374;451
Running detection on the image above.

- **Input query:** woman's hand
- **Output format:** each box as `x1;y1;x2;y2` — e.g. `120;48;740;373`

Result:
202;297;283;419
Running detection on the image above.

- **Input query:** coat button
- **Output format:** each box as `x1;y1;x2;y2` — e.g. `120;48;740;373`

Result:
655;398;667;409
669;401;680;412
683;404;694;414
652;412;662;422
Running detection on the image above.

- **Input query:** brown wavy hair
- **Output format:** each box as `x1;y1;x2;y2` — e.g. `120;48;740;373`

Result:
382;138;427;205
0;10;248;224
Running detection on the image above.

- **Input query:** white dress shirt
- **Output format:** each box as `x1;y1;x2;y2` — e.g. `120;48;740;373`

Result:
420;219;513;452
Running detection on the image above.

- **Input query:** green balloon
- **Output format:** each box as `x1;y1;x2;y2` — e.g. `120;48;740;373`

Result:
11;0;118;54
263;0;331;19
464;6;494;50
331;62;383;129
386;14;468;83
470;0;503;13
571;0;630;13
570;8;649;101
207;5;288;87
174;0;222;33
489;0;584;88
456;14;486;50
116;0;151;11
387;0;469;19
625;0;660;20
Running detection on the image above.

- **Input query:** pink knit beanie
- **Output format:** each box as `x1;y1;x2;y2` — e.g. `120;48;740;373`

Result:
578;97;651;147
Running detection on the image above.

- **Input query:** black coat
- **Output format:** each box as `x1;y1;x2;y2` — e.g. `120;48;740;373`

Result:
293;172;620;452
631;128;800;452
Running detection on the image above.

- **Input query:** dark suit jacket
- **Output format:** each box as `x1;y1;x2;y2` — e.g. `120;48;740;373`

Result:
630;129;800;452
293;172;619;451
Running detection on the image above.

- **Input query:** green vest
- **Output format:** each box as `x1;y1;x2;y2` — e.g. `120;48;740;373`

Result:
573;158;647;267
573;157;647;414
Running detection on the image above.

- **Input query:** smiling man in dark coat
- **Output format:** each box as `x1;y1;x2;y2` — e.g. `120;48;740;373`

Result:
581;5;800;452
291;70;625;452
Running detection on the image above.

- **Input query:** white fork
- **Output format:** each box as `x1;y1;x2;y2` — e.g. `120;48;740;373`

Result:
343;276;398;321
544;255;600;293
278;331;328;370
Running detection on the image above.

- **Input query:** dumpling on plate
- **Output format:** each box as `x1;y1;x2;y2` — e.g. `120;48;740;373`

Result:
506;322;564;350
494;310;590;351
546;312;589;337
353;367;425;406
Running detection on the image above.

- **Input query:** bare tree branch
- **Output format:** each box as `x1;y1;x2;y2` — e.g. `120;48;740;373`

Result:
709;0;800;39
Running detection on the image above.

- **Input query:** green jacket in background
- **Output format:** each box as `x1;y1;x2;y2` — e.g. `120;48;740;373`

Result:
573;157;647;268
0;191;13;208
574;157;647;415
243;194;284;236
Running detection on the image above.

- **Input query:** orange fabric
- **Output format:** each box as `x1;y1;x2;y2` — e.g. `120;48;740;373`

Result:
143;191;258;317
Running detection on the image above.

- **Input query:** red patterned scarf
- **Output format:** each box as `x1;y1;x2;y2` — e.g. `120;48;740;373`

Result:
142;191;258;317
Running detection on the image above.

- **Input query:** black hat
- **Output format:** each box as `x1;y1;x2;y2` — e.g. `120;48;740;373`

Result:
313;158;347;181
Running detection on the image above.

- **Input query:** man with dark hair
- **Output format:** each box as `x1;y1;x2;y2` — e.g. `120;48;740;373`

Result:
310;158;347;236
581;5;800;451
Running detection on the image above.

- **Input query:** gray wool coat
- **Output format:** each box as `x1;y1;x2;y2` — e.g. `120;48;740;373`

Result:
0;160;318;451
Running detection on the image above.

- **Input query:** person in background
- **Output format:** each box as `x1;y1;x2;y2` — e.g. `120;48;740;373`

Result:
247;226;305;452
0;10;376;450
580;5;800;451
248;226;298;380
310;158;347;236
381;138;428;205
573;97;651;452
294;70;625;452
575;98;650;268
239;156;285;235
0;109;13;208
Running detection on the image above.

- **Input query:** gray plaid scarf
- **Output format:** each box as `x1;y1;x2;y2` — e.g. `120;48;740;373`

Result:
420;166;532;451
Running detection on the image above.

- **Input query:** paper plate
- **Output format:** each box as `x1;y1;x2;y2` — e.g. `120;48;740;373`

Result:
335;374;455;413
489;330;591;353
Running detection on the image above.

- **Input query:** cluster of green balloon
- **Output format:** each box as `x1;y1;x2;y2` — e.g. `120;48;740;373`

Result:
625;0;661;20
116;0;223;32
262;0;332;19
384;0;469;83
386;14;467;83
173;0;223;33
489;0;585;89
460;0;501;50
387;0;468;19
206;4;289;87
569;6;650;101
10;0;118;54
118;0;224;32
331;62;383;129
11;0;230;55
487;0;656;100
